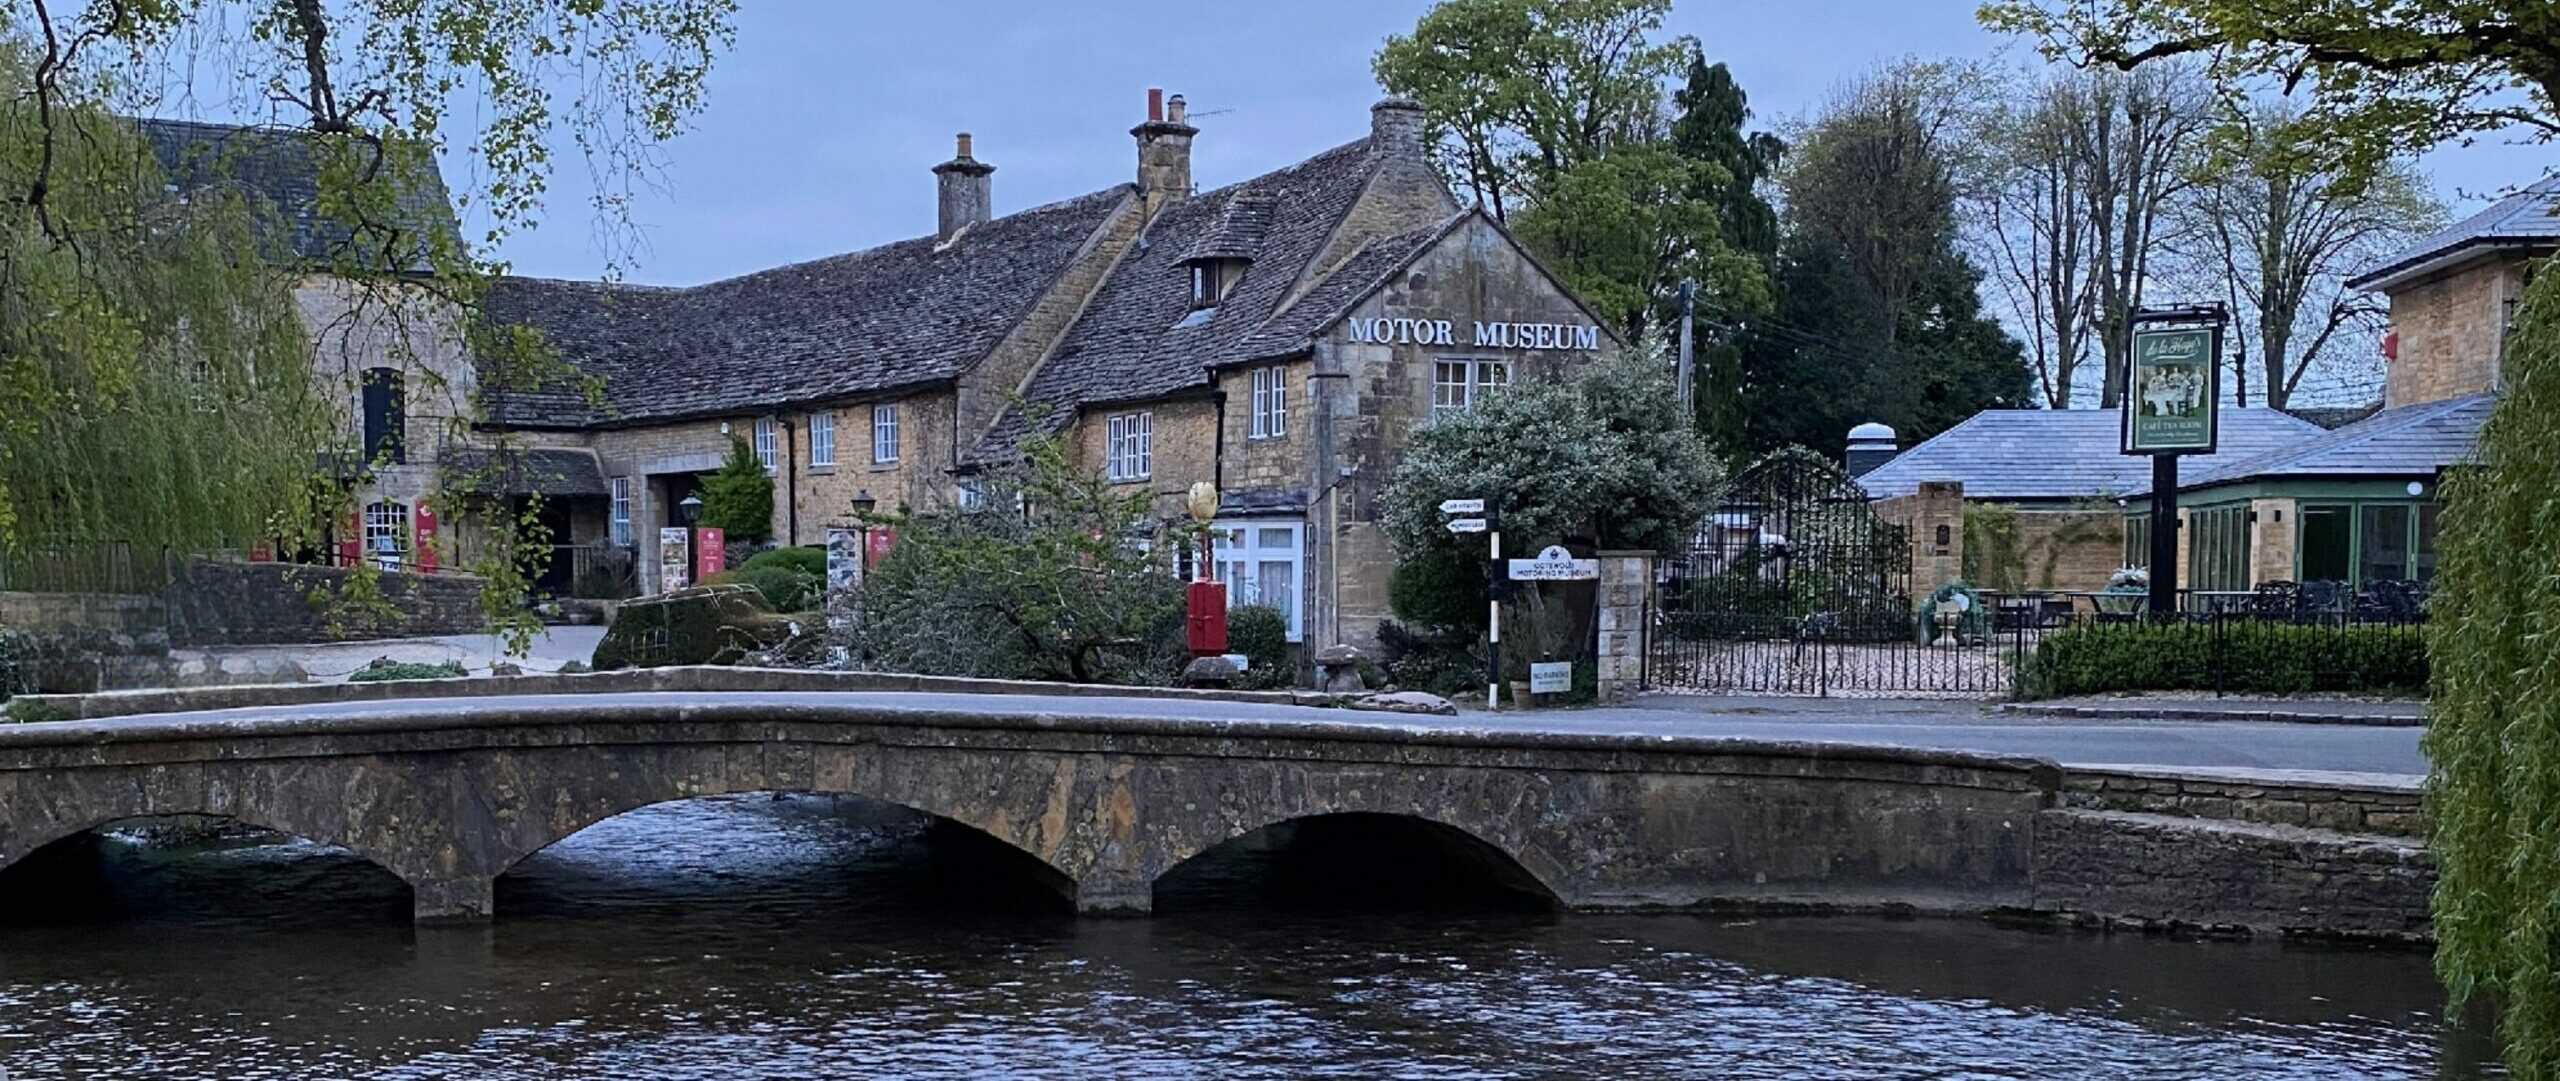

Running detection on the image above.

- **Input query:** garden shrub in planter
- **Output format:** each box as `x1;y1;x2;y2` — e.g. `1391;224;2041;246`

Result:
707;564;821;613
1376;620;1485;697
347;658;468;682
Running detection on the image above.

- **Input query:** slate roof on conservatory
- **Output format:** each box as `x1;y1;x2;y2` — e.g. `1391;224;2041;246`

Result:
1854;408;2326;502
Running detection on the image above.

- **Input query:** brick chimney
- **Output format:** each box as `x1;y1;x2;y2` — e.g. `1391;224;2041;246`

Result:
1370;95;1426;156
1131;88;1197;221
932;132;995;242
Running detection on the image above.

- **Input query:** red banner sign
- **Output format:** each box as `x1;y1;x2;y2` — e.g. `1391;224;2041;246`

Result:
865;526;897;567
695;527;726;582
414;506;440;574
337;511;361;567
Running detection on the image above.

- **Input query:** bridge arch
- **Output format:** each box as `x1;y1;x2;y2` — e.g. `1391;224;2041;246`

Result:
0;809;420;919
466;784;1082;919
1150;811;1562;912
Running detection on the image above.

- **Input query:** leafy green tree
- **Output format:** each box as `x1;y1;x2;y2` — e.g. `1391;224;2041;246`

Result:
1980;0;2560;190
696;440;774;545
846;435;1192;685
1668;50;1785;451
1732;62;2034;456
1510;144;1768;341
2;1;734;654
1377;1;1767;345
1378;351;1720;562
1373;0;1688;220
0;46;334;564
2427;268;2560;1080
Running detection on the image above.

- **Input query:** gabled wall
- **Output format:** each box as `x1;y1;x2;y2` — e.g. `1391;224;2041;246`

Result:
2384;257;2527;408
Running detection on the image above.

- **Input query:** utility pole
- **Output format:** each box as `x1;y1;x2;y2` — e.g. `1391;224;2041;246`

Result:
1676;278;1697;412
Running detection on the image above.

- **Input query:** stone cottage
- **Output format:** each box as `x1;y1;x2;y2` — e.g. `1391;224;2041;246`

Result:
475;90;1617;652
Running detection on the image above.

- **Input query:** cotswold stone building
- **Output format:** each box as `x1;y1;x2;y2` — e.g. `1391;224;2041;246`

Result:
481;91;1615;650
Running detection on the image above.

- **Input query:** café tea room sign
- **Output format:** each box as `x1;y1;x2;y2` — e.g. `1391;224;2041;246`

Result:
1345;317;1600;351
2123;325;2220;454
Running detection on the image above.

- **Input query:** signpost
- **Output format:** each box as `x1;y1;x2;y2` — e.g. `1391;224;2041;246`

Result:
1440;495;1501;709
2121;305;2228;616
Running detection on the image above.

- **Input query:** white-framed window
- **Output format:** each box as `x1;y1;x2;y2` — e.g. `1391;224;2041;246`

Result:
955;479;985;510
1431;358;1511;420
1106;411;1153;482
808;411;836;467
1190;259;1243;309
752;416;778;472
363;500;410;571
872;403;900;464
1213;519;1305;642
609;478;633;546
1250;366;1288;439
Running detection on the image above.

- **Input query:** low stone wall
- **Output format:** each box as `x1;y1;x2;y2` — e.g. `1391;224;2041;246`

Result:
163;560;486;646
0;591;167;638
2061;766;2423;838
2030;809;2433;941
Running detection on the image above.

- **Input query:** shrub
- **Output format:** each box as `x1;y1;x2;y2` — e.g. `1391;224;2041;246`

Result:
1227;604;1293;690
742;545;827;579
2013;620;2427;699
697;438;774;543
1376;619;1485;697
1388;549;1487;634
708;564;820;613
592;585;804;670
347;658;469;682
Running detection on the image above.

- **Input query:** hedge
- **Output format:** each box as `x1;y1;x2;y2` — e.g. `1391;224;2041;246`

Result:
2013;619;2427;699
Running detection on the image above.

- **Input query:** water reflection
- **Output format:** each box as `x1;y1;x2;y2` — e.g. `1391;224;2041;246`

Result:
0;794;2495;1079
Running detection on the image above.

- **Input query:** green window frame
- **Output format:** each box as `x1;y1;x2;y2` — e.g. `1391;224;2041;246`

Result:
2187;505;2249;592
2295;500;2440;589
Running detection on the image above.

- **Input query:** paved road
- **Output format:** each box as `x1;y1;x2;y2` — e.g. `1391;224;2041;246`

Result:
80;688;2427;778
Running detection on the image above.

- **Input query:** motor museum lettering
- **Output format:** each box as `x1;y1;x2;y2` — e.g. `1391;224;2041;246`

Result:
1344;317;1600;351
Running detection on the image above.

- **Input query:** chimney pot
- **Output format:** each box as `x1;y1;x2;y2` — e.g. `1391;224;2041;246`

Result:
1132;87;1199;219
932;132;996;242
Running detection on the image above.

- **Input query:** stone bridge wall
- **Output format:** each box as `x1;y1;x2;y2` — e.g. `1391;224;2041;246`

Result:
0;699;2052;924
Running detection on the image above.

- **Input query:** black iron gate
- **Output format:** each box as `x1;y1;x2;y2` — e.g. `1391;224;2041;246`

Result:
1644;449;2012;697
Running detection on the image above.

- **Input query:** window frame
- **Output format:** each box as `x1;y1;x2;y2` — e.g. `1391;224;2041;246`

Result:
609;478;633;546
1250;366;1288;439
1106;411;1154;482
1211;518;1305;642
752;416;778;473
1429;357;1512;420
362;500;410;570
361;366;406;465
2296;499;2441;589
807;410;836;467
871;403;900;465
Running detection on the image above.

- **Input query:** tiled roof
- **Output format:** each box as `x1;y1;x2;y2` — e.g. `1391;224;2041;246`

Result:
1855;408;2328;501
969;137;1392;460
439;446;612;498
2136;394;2492;495
2351;173;2560;288
133;118;458;272
1220;216;1460;364
2284;402;2383;431
482;186;1132;428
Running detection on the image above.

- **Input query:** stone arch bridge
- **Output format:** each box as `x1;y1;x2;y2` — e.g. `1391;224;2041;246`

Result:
0;690;2058;923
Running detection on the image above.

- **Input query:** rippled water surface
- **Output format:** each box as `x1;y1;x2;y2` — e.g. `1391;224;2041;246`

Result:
0;795;2497;1079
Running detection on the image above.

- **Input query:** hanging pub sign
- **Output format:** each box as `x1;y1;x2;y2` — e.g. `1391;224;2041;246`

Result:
2122;324;2221;455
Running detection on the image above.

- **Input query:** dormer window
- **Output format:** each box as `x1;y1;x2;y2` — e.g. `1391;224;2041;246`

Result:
1188;258;1246;310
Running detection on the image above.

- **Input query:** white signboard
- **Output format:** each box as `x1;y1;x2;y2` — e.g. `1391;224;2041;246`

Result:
1507;544;1599;581
1529;661;1572;694
658;527;691;593
1439;498;1486;515
1445;517;1489;534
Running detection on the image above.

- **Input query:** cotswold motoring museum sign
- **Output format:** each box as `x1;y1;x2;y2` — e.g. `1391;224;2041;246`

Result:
2123;324;2221;454
1345;317;1601;351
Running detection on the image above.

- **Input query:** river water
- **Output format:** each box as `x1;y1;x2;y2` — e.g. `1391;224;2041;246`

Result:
0;795;2499;1079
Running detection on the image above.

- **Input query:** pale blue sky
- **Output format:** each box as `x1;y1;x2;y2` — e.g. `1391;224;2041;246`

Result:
471;1;2546;287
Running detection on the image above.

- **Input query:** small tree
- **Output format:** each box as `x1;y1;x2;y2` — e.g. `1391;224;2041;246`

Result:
697;439;773;545
2426;267;2560;1078
1380;351;1720;562
846;434;1192;685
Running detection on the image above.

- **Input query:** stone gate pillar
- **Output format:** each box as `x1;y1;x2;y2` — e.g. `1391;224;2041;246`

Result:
1594;551;1654;700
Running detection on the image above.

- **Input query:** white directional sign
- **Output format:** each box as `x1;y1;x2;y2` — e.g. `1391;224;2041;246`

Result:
1445;517;1489;534
1438;498;1486;515
1507;544;1600;581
